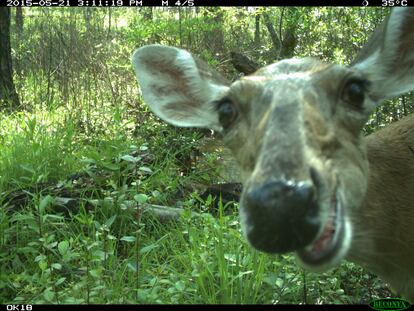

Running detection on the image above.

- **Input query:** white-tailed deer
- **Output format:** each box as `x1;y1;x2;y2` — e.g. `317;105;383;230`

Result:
132;8;414;301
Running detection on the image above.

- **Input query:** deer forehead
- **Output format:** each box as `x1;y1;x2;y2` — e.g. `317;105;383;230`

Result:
234;58;344;103
254;57;333;77
225;58;346;127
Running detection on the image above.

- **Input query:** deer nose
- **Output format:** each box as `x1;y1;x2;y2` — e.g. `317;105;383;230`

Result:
242;179;320;253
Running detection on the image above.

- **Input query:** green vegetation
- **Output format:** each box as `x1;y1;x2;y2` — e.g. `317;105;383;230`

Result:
1;7;411;304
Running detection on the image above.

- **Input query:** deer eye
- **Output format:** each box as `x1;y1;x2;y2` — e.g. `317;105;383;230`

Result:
217;99;238;129
342;79;367;109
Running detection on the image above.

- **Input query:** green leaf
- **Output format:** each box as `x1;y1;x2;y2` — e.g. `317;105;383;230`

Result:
102;162;120;171
120;236;136;242
51;263;62;270
58;240;69;256
20;164;35;173
134;194;148;204
121;155;141;163
139;166;153;174
39;195;54;212
43;287;54;302
175;281;185;291
140;244;158;254
89;269;101;278
107;234;116;240
105;215;117;227
55;277;66;286
127;261;139;272
38;260;48;271
91;250;106;260
35;254;46;262
81;158;96;165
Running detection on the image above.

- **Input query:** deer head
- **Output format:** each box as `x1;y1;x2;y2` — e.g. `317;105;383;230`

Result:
131;8;414;272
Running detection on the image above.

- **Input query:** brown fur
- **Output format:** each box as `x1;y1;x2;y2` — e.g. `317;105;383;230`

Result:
349;114;414;301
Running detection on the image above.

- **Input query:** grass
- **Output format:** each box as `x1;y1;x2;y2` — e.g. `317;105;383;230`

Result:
0;107;391;303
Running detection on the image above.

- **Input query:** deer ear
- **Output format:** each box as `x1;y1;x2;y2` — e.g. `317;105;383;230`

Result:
352;8;414;101
132;45;230;131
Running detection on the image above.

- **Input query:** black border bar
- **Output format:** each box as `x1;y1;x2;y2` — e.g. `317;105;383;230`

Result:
1;304;374;310
1;0;411;7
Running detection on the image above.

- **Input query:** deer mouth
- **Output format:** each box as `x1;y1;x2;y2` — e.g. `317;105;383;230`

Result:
296;188;351;270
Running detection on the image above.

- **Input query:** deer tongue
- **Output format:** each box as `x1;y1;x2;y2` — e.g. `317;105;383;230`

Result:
296;191;344;265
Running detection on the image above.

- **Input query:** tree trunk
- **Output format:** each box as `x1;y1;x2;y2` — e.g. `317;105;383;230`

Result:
280;24;297;59
107;8;112;39
263;12;281;56
254;13;261;47
0;7;20;110
230;51;259;75
15;7;23;37
178;8;182;47
15;7;24;74
263;9;297;60
84;8;92;32
278;8;297;59
143;7;153;21
202;7;225;56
